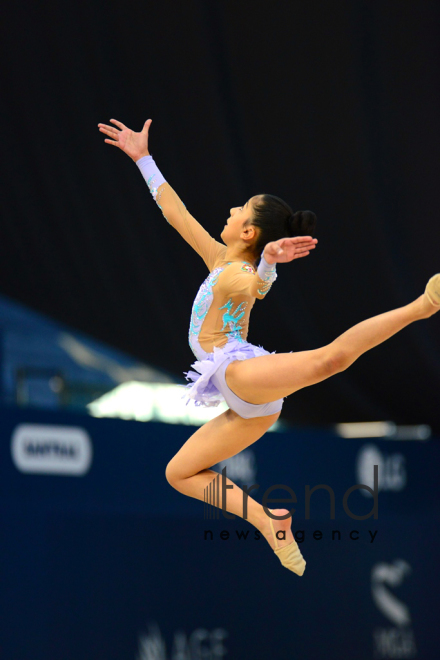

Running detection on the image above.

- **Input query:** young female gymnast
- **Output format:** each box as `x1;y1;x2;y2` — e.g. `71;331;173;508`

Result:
98;117;440;577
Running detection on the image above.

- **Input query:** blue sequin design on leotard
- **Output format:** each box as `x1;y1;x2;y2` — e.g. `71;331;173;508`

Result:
188;261;252;358
219;299;247;343
188;265;226;358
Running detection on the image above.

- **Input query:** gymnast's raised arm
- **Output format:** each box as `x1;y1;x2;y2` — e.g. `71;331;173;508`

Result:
98;117;222;270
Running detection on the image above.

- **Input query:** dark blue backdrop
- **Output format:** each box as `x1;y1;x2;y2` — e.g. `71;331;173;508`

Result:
1;406;438;659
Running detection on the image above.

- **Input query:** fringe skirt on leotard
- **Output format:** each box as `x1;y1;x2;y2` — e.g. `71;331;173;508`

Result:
181;336;276;408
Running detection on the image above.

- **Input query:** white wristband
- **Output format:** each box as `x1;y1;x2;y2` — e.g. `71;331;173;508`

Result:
257;252;278;285
136;155;166;201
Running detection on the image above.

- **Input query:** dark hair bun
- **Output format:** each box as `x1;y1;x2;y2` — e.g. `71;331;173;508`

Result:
288;210;317;237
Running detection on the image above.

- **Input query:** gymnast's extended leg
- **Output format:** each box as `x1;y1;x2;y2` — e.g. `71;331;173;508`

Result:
225;283;440;405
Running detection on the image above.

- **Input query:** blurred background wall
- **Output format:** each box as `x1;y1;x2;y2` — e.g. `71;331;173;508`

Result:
2;0;439;431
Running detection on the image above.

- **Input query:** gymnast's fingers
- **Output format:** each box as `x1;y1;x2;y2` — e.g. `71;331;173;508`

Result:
295;240;317;250
98;123;119;133
110;118;127;130
99;126;119;139
279;236;316;247
284;239;316;250
290;236;317;244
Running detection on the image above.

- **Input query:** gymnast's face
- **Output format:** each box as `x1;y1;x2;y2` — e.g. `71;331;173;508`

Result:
221;196;259;245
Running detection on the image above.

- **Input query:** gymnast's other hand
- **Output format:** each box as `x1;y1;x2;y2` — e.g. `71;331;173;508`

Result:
263;236;318;265
98;118;152;162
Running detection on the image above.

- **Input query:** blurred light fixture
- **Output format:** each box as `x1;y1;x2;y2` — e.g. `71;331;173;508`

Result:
87;381;281;430
335;421;431;440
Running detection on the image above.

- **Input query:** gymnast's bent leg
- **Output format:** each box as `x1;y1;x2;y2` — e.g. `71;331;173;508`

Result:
225;278;440;405
165;408;297;554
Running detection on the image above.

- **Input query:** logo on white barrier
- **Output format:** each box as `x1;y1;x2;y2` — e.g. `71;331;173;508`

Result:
371;560;417;658
11;424;93;475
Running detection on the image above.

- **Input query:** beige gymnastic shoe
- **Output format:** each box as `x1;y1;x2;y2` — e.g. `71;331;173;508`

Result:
425;274;440;307
268;510;306;576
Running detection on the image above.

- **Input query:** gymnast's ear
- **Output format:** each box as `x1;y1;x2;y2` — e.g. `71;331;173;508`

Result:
241;222;258;241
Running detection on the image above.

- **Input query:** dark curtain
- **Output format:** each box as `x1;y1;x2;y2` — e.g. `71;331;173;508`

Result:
2;0;440;430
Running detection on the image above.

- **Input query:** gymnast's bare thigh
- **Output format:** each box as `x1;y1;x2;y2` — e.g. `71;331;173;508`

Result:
225;405;281;428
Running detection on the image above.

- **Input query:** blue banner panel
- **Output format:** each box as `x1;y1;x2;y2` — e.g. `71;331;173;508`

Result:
1;406;439;659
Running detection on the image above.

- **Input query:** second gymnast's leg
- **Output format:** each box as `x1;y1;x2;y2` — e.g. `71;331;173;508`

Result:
225;281;440;405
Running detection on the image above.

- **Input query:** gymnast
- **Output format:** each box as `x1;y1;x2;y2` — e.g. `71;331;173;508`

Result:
98;117;440;576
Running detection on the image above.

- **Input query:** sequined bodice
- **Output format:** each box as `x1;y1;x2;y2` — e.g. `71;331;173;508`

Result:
188;261;255;360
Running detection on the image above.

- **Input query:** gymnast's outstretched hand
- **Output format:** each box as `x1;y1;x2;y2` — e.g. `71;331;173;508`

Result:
263;236;318;264
98;118;152;162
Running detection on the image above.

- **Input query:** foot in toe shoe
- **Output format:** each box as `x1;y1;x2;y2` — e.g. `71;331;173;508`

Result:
268;509;306;576
274;540;306;576
425;274;440;308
